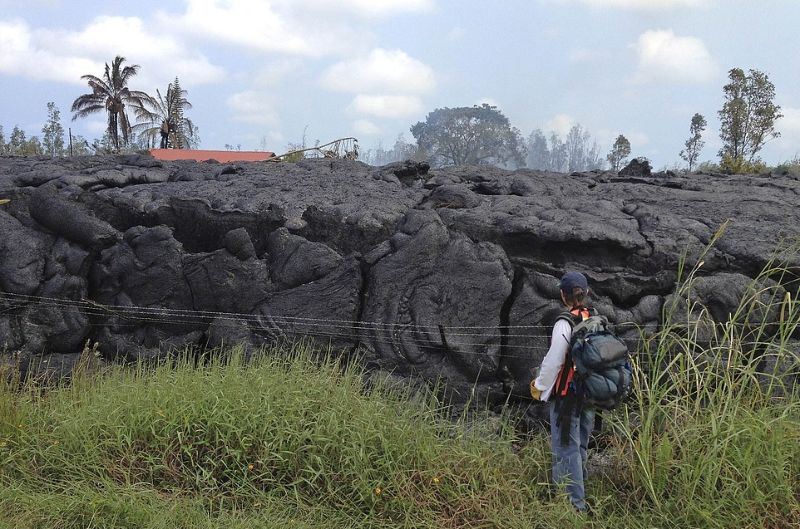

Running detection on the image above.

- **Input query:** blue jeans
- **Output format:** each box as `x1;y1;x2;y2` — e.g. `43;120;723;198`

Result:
549;400;594;511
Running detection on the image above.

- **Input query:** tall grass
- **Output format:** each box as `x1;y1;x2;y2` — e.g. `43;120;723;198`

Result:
1;240;798;528
1;346;565;529
611;228;800;528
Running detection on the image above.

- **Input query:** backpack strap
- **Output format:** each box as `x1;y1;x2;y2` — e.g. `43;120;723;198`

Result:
554;309;581;327
554;306;594;446
552;311;577;400
556;391;576;446
552;306;592;400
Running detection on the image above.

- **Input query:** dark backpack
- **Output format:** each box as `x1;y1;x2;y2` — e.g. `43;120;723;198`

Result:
553;308;633;444
565;311;632;409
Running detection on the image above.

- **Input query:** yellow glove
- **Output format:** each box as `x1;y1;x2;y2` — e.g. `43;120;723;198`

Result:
529;380;542;400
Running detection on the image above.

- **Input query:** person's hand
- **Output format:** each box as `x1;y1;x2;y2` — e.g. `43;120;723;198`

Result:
530;381;542;400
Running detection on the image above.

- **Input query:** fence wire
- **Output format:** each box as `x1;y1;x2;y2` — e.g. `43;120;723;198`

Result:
0;291;657;361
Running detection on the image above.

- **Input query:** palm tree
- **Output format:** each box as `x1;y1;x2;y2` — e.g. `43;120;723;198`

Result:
71;56;150;151
132;77;197;149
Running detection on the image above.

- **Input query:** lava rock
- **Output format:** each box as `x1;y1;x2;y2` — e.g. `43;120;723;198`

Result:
0;154;798;411
619;157;653;177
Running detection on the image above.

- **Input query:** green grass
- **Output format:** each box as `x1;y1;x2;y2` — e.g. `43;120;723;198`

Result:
609;230;800;528
0;347;563;529
1;241;798;528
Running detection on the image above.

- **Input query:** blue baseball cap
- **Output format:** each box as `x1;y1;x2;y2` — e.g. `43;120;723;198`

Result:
559;271;588;291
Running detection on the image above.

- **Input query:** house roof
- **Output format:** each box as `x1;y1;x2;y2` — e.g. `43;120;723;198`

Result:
148;149;276;163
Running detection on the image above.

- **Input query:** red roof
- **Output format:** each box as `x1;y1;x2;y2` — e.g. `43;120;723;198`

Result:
149;149;275;163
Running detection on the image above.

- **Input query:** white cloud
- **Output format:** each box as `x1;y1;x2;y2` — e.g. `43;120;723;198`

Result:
227;91;279;125
545;113;575;136
158;1;313;55
0;16;224;87
51;16;181;58
347;94;424;118
299;0;434;17
69;16;225;86
567;0;708;10
353;119;381;136
321;48;435;94
0;19;102;84
633;29;717;83
252;60;302;86
157;0;374;57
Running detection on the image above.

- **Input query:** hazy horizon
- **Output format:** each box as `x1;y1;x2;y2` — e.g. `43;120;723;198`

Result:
1;0;798;168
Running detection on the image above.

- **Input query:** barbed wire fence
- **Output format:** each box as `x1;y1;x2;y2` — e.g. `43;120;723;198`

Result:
0;291;656;362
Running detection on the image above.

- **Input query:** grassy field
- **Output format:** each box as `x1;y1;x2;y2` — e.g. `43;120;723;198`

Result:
1;253;798;528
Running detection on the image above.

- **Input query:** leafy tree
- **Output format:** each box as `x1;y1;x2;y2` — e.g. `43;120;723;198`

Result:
0;126;6;155
718;68;783;172
392;133;418;161
584;138;603;170
410;104;526;168
132;77;197;149
91;132;118;154
527;125;603;172
23;136;44;156
69;134;92;156
565;124;603;172
8;126;26;154
42;102;66;158
526;129;549;169
679;113;707;172
6;127;44;156
548;132;568;172
607;134;631;172
362;134;419;165
565;125;587;172
71;56;151;151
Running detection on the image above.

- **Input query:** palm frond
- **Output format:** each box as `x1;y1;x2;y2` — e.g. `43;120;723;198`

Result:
71;54;156;150
71;93;105;112
71;104;106;120
119;64;141;86
80;75;110;94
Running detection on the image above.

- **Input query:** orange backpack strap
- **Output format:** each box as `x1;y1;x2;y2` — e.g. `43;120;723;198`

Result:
552;307;593;398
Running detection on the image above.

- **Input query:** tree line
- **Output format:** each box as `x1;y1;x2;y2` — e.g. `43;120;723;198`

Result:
0;103;91;157
1;55;198;158
3;60;786;175
71;56;198;151
405;67;784;174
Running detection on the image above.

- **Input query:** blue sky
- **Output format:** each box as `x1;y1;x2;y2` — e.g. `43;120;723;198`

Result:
1;0;798;168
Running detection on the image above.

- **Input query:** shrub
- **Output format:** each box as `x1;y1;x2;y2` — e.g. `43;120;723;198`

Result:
719;154;768;175
772;157;800;177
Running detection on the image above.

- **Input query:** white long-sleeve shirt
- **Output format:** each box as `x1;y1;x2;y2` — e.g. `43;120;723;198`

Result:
533;319;573;401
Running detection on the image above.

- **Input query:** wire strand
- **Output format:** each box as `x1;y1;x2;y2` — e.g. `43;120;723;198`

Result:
0;291;643;332
0;291;655;361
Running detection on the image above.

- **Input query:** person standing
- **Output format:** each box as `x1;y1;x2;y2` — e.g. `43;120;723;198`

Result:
530;271;594;513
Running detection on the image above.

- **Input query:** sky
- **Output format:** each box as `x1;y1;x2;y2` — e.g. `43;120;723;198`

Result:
1;0;799;168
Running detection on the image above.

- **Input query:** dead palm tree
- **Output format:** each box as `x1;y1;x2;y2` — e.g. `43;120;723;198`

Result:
132;77;197;149
71;56;150;151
